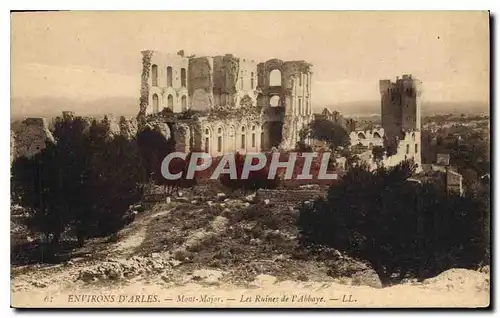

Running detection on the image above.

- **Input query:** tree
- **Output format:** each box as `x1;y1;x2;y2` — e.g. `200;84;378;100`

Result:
372;146;385;164
11;116;148;250
306;119;350;150
298;160;489;285
83;122;147;238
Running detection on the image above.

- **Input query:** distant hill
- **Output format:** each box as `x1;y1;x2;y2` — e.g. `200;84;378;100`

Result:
315;100;490;117
11;96;489;121
11;96;139;121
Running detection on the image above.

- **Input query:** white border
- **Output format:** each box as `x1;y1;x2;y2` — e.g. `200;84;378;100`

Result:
2;1;498;317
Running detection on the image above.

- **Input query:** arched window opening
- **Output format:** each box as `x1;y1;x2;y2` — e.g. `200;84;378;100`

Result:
269;69;282;86
252;133;256;147
167;66;173;87
151;65;158;87
270;96;280;107
181;68;186;87
358;132;366;139
205;137;209;153
181;96;187;111
217;136;222;152
152;93;159;113
167;94;174;109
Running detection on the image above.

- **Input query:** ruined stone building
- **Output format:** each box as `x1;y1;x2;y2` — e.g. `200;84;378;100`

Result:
139;50;314;157
315;108;356;132
11;118;55;161
349;128;384;148
379;74;422;168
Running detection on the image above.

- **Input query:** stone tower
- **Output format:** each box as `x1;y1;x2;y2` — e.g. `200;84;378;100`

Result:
379;74;422;166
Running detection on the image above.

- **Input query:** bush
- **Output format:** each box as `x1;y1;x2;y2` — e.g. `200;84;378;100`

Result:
297;160;490;285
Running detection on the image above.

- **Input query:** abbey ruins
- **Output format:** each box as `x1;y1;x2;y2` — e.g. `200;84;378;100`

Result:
137;50;313;156
11;50;422;172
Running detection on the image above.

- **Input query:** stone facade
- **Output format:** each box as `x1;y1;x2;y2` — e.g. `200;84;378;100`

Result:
350;128;384;148
140;51;190;115
139;50;314;155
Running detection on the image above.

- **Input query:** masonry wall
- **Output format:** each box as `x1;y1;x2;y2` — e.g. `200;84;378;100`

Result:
198;115;263;157
188;57;214;111
11;118;55;160
147;51;190;114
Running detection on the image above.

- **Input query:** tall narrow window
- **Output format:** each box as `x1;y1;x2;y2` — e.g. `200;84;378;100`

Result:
406;144;410;154
298;98;302;115
152;65;158;87
252;133;256;147
241;126;246;149
240;77;243;90
415;143;419;154
167;94;174;109
218;136;222;152
181;96;187;111
152;93;159;113
181;68;186;87
205;137;209;153
299;73;302;86
167;66;173;87
251;72;254;89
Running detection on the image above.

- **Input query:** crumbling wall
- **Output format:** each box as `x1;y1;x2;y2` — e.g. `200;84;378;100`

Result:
119;116;138;140
138;50;154;125
212;54;241;107
102;113;121;137
11;118;55;160
257;59;313;150
188;57;214;111
174;122;191;153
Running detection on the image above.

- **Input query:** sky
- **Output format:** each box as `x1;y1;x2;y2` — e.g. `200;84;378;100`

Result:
11;11;490;114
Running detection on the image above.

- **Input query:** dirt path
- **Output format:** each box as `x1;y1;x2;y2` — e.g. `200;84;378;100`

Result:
111;208;173;256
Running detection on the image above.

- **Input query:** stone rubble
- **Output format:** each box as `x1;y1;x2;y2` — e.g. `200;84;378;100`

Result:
76;256;178;283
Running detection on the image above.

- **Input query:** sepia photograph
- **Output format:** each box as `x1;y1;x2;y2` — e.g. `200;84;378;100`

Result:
9;10;491;308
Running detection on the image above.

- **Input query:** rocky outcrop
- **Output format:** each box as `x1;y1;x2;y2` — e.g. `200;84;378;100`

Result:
77;256;176;283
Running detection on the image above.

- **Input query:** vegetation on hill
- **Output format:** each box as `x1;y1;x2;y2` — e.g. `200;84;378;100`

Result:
298;160;490;286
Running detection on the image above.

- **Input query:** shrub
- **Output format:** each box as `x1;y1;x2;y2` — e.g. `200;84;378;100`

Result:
298;160;490;285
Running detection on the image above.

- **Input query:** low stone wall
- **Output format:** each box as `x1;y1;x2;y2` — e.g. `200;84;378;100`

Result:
255;189;326;206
